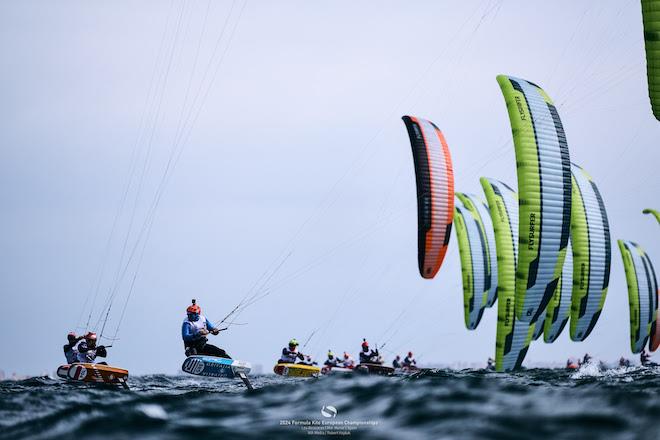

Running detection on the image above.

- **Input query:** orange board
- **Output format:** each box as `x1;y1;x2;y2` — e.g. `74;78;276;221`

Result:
60;363;129;387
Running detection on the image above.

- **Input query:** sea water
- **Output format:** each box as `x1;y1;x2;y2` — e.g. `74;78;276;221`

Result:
1;366;659;439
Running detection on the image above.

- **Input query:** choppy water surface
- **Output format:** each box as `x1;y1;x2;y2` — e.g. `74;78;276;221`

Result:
1;366;660;439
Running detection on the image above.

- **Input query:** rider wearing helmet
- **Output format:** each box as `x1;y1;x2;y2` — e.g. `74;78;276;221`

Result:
63;332;83;364
341;351;355;368
324;350;339;368
182;299;231;358
359;339;381;364
279;338;305;363
403;351;416;368
76;332;108;364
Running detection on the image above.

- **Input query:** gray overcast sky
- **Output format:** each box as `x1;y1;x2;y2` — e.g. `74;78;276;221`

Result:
1;0;658;376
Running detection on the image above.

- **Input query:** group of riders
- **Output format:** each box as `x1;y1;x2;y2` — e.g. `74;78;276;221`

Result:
64;300;420;372
565;353;594;370
62;331;108;365
63;299;231;366
619;349;658;368
64;299;658;371
277;337;418;371
564;351;658;370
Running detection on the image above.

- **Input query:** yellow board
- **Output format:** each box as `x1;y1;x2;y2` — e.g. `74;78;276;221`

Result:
273;363;321;377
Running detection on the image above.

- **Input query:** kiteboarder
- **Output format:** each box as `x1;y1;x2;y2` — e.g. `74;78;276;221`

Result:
76;332;108;364
579;353;592;366
486;357;495;371
63;332;83;364
182;299;231;359
403;352;417;368
392;355;402;369
618;357;631;368
278;338;306;363
300;354;316;366
324;351;339;368
359;339;382;364
341;352;355;368
641;349;652;367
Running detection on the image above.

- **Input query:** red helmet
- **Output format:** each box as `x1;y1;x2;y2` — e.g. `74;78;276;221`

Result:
85;332;97;341
361;339;369;349
408;351;413;357
187;299;201;314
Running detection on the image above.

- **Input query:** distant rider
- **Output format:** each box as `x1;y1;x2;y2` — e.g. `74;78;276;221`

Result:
618;357;631;368
392;355;402;369
580;353;592;366
324;350;339;368
301;354;317;366
403;351;417;368
181;299;231;358
359;339;381;364
279;338;305;364
486;357;495;371
63;332;83;364
76;332;108;364
341;352;355;368
641;349;651;367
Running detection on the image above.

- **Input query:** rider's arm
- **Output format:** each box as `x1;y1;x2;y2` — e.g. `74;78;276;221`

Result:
205;318;217;332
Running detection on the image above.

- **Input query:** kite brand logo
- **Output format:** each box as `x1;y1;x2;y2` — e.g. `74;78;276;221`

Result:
183;357;205;375
515;96;526;120
496;201;505;222
413;124;422;140
528;213;536;249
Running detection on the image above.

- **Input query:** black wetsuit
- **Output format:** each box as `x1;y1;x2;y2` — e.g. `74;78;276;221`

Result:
185;337;231;358
359;349;380;364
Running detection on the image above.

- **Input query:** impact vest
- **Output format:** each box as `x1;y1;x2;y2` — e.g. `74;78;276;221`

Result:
183;315;209;349
359;350;372;363
184;314;208;332
279;347;298;363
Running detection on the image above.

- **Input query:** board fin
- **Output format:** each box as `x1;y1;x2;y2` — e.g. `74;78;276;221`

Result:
117;377;130;390
237;372;253;390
